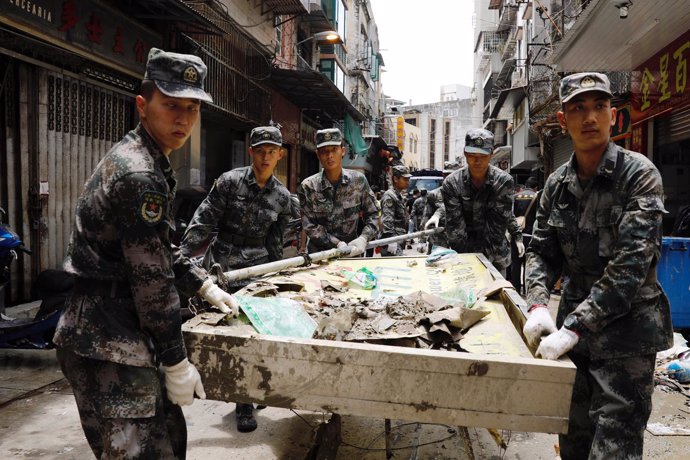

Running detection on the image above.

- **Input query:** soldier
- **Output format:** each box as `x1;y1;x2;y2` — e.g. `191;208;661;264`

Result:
438;129;515;275
54;48;238;458
522;72;672;459
509;177;539;293
380;165;412;256
177;125;291;432
423;187;449;250
412;189;428;235
298;128;379;256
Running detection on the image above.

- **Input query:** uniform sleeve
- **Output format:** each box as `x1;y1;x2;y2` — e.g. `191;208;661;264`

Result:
525;180;565;306
297;181;340;248
507;212;523;243
173;179;230;296
483;176;514;258
575;166;666;332
266;195;290;261
380;193;396;236
442;177;468;253
114;173;186;367
180;178;227;258
357;178;380;242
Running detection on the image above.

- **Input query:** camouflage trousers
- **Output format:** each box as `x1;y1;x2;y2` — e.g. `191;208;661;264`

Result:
56;346;187;459
561;352;656;460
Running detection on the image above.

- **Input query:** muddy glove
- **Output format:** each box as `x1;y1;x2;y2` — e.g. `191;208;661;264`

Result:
347;236;367;257
516;241;525;258
387;242;399;254
536;327;579;360
198;279;239;317
522;305;557;347
425;214;440;229
163;358;206;406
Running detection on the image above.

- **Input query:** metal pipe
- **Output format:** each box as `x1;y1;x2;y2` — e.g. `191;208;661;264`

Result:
222;227;444;282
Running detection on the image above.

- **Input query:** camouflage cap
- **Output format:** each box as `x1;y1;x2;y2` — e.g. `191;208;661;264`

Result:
250;126;282;147
144;48;212;103
464;128;494;155
315;128;343;149
392;165;412;178
560;72;613;104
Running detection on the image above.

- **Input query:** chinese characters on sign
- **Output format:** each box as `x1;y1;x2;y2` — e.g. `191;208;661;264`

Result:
632;28;690;124
1;0;161;74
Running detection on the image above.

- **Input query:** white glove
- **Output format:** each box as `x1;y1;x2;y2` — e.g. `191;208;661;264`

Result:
163;358;206;406
425;215;440;229
198;279;239;317
347;236;368;257
336;241;348;250
536;327;579;360
516;241;525;258
522;306;557;347
387;243;399;254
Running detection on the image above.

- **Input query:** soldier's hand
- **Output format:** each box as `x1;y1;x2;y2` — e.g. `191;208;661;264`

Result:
535;327;579;360
387;243;399;254
347;236;367;257
523;305;557;347
198;279;239;317
425;215;440;229
163;358;206;406
516;241;525;258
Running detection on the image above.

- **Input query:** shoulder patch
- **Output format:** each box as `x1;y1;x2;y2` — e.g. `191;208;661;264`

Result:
139;190;167;226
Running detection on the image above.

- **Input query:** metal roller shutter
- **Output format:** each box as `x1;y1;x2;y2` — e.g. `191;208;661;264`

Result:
552;136;573;170
656;105;690;145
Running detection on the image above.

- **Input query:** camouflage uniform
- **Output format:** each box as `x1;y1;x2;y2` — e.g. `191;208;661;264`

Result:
298;169;379;252
424;188;448;248
380;187;408;256
525;142;673;459
54;124;201;458
178;166;291;277
441;165;514;271
54;47;212;459
412;195;427;231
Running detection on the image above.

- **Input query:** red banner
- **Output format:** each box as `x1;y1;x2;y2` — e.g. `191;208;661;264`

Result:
631;29;690;124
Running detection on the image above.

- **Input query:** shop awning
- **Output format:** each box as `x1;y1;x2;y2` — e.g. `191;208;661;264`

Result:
128;0;223;35
259;0;309;15
510;160;539;172
490;85;527;119
343;114;368;155
270;68;365;123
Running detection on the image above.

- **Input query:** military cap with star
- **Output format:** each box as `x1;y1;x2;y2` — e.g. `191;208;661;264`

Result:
392;165;412;178
315;128;343;149
144;48;212;103
559;72;613;104
250;126;282;147
464;128;495;155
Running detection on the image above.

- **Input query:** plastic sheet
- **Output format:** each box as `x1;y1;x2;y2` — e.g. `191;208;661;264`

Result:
235;295;317;338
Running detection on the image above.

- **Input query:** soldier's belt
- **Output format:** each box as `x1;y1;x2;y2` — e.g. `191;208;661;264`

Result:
74;278;132;298
218;231;266;247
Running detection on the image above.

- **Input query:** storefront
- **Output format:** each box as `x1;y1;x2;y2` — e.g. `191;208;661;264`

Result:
631;28;690;234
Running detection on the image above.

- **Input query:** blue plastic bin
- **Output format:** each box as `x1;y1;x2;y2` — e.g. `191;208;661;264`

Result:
658;237;690;329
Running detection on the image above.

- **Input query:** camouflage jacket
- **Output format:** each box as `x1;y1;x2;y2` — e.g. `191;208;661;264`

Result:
424;188;448;247
412;196;427;222
178;166;291;287
380;188;409;237
525;143;673;358
54;124;203;368
441;165;514;269
298;168;379;251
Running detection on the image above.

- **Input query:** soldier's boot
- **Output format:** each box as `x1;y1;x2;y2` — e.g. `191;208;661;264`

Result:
236;403;257;432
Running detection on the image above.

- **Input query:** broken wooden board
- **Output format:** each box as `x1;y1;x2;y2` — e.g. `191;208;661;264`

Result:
183;254;576;434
